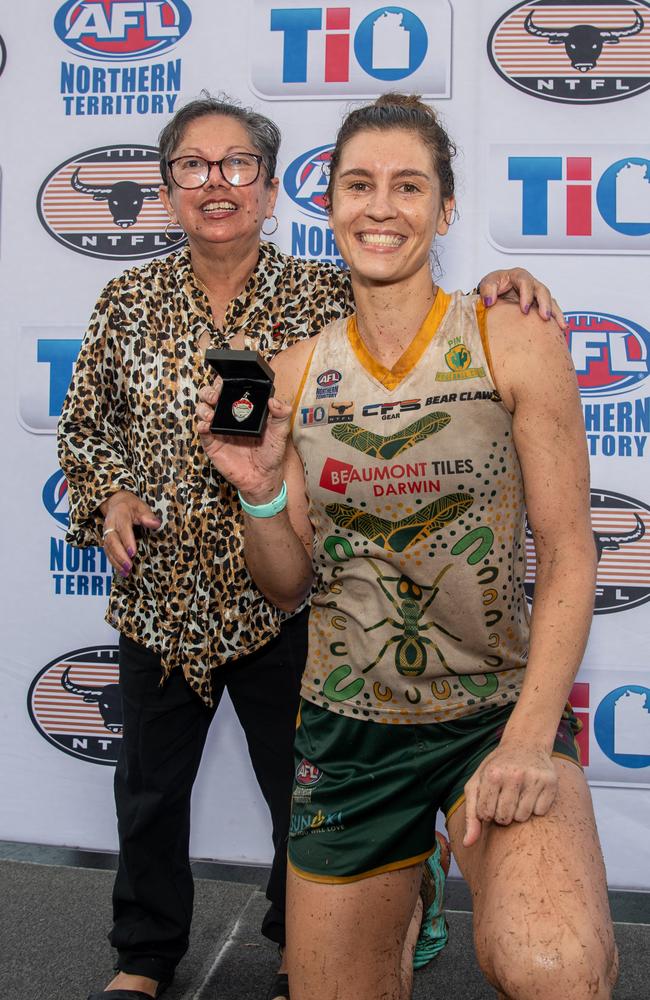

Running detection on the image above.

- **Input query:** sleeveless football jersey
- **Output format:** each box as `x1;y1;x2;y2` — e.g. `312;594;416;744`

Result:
292;290;530;724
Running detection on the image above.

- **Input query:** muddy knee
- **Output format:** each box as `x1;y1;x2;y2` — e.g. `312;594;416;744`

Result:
475;925;616;1000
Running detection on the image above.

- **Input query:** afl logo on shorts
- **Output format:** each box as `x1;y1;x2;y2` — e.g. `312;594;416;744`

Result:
295;758;322;786
566;311;650;397
28;646;122;765
283;145;333;220
37;144;185;261
488;0;650;105
53;0;192;61
525;489;650;613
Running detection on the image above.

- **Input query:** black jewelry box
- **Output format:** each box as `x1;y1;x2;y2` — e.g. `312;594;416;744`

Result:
205;349;275;437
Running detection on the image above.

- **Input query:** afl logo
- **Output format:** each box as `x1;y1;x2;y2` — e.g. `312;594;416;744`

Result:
28;646;122;765
488;0;650;105
43;470;70;529
317;369;342;387
54;0;191;61
284;145;333;220
567;311;650;396
37;145;184;261
525;489;650;613
295;758;322;786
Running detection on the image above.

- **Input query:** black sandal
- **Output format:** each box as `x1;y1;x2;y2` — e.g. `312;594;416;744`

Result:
87;980;171;1000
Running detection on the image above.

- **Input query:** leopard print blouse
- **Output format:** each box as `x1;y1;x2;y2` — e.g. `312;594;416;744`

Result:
58;242;353;704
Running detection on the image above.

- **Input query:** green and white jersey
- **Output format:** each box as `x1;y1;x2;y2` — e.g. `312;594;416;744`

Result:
292;289;530;725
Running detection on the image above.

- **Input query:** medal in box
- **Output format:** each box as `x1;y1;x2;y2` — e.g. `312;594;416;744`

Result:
205;348;275;437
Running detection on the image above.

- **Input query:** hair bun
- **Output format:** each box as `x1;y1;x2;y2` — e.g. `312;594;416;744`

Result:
374;92;436;119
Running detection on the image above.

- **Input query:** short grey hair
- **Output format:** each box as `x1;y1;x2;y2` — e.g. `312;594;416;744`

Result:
158;92;281;187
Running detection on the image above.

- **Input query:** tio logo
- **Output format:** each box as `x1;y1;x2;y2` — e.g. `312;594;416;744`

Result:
509;155;650;236
17;328;83;435
594;685;650;769
250;0;451;100
489;145;650;253
271;5;428;83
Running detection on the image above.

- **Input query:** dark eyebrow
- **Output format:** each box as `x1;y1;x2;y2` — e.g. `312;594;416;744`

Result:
338;167;431;180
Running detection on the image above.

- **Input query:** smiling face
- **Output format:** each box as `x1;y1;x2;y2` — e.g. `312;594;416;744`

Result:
328;127;454;289
159;113;278;255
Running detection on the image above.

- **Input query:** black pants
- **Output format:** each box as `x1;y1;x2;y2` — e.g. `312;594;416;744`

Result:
110;609;308;982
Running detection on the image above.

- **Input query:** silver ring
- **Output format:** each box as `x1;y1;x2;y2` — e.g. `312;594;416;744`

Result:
102;527;118;539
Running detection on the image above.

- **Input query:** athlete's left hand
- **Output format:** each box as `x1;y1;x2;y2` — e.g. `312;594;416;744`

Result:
477;267;566;329
462;741;559;848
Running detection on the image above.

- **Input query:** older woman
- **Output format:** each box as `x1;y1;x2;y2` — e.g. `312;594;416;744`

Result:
59;93;564;1000
198;94;617;1000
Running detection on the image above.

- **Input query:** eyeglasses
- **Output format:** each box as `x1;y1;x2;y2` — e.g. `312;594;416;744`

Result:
167;153;264;189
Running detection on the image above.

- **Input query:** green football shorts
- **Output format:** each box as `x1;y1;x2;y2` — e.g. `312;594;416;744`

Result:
288;699;582;883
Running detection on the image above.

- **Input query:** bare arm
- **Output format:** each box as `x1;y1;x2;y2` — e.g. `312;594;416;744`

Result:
464;303;595;846
197;339;316;611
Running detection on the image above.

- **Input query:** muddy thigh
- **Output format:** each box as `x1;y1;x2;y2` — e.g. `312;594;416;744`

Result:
447;759;618;1000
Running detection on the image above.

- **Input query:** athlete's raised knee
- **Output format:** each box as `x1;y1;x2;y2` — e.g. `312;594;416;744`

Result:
477;924;617;1000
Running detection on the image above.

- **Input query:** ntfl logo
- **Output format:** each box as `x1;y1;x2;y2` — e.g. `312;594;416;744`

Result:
28;646;122;765
37;145;184;260
54;0;192;60
566;312;650;396
250;0;451;99
525;489;650;613
488;0;650;105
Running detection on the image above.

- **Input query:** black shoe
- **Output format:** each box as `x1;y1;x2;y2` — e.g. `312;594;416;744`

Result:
87;980;171;1000
264;972;290;1000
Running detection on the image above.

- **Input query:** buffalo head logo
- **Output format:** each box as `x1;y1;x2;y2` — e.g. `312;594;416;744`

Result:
60;666;123;733
70;168;159;228
524;10;644;72
526;513;646;564
593;513;646;561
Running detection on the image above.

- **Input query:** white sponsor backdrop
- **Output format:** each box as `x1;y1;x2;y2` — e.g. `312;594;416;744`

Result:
0;1;649;889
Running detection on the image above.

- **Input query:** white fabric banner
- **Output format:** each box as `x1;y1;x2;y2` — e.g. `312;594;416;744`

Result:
1;0;648;889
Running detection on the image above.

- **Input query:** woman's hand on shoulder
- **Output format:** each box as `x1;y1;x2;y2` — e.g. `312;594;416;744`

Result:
478;267;565;329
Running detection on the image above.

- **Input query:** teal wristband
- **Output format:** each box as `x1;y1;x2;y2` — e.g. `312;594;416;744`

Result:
238;481;287;518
